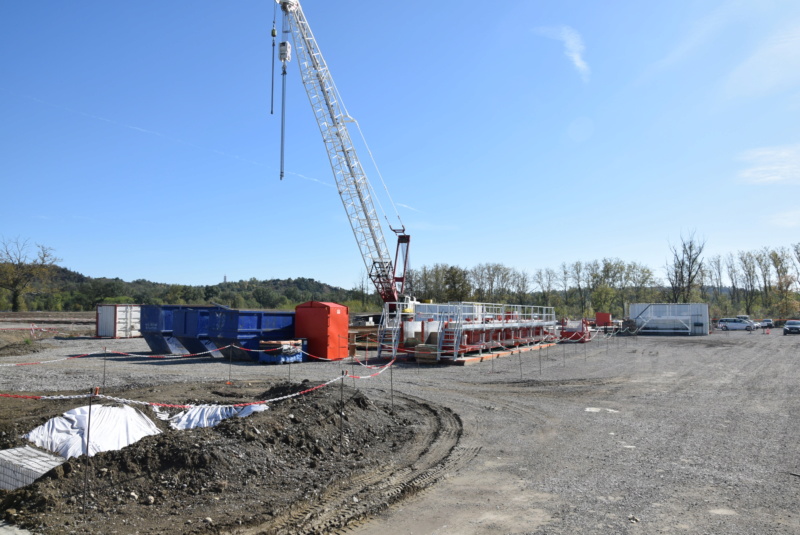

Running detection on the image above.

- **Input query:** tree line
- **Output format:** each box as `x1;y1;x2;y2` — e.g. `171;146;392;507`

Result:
0;237;367;312
2;236;800;319
0;269;366;313
408;259;659;318
407;236;800;319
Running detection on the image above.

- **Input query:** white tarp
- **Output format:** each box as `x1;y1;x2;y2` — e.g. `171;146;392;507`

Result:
163;404;268;430
25;405;161;459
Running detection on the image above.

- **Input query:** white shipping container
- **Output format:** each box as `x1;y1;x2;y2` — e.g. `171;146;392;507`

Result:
96;304;141;338
629;303;709;336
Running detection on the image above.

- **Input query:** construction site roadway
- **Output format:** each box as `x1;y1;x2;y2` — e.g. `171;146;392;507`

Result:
1;321;799;534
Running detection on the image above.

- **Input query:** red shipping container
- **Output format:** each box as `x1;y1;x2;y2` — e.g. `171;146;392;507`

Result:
295;301;349;361
595;312;612;327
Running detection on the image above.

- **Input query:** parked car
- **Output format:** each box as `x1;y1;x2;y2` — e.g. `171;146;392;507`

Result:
761;319;774;329
718;318;754;331
751;320;761;329
784;320;800;335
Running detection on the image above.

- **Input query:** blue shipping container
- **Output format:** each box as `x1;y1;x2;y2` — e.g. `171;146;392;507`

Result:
140;305;191;355
173;307;224;358
209;309;296;362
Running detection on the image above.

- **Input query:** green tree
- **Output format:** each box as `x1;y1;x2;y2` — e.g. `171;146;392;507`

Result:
591;285;616;314
444;265;472;302
253;287;285;309
82;278;126;306
0;237;60;312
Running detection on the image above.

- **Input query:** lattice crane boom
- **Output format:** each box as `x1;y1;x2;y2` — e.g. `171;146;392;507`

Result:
278;0;409;303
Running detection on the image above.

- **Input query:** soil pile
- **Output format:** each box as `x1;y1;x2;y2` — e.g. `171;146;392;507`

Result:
0;380;461;534
0;333;50;357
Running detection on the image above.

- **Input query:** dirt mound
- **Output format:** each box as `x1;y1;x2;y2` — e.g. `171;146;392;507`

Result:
0;380;462;534
0;341;51;357
0;330;55;357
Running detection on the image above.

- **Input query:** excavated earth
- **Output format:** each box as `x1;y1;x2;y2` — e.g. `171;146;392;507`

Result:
0;380;462;535
0;326;464;534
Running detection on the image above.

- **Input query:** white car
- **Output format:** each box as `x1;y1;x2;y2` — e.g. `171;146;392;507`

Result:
718;318;754;331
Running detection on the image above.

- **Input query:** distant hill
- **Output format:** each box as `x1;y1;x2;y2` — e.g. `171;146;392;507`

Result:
2;267;380;313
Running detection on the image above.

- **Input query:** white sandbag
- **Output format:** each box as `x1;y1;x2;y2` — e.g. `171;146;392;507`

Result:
25;405;161;459
167;404;268;430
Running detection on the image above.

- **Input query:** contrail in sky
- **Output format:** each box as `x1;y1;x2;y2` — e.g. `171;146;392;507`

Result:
12;91;267;167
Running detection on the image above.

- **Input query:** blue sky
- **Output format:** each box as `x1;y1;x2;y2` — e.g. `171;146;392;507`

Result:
2;0;799;290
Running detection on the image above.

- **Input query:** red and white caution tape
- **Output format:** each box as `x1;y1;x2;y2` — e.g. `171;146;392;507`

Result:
0;374;349;409
109;344;233;360
0;352;96;367
346;358;395;379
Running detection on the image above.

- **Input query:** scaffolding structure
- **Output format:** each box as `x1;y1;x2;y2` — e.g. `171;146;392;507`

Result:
377;302;557;361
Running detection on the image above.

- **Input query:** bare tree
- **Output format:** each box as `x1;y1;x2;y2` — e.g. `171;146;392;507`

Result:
570;261;588;316
471;263;508;302
533;268;556;307
792;243;800;280
737;251;759;315
707;255;723;300
665;232;706;303
770;247;798;319
558;262;570;308
754;247;773;309
0;237;60;312
725;253;740;312
469;264;489;303
511;269;531;305
493;265;514;303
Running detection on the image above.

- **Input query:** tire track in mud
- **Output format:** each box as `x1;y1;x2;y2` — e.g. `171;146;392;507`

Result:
227;394;472;535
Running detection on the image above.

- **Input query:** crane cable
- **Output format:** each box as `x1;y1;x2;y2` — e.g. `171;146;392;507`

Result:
270;0;278;115
276;1;405;232
350;115;406;233
333;84;406;232
278;4;290;180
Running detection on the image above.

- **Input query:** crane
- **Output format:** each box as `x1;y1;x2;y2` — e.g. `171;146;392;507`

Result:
276;0;410;305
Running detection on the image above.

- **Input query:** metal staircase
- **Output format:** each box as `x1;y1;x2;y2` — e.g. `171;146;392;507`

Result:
376;309;402;359
438;306;464;360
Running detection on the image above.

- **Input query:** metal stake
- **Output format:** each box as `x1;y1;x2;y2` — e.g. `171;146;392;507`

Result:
83;389;94;522
390;360;394;412
339;371;345;457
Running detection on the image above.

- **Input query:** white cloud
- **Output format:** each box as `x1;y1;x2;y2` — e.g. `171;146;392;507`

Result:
768;210;800;228
739;143;800;184
535;26;590;83
724;24;800;99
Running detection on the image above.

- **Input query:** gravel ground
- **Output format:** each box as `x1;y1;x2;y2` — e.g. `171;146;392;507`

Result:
2;324;800;534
